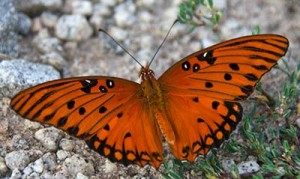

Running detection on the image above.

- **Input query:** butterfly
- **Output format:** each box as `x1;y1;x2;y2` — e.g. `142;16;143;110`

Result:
10;34;289;169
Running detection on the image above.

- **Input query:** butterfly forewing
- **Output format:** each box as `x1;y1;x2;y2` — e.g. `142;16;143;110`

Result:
11;76;164;168
159;34;289;101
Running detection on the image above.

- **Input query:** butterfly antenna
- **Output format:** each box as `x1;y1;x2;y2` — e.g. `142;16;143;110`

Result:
98;29;143;68
149;20;179;66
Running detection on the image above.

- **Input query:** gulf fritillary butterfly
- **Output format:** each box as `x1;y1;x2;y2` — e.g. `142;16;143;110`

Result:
10;34;289;169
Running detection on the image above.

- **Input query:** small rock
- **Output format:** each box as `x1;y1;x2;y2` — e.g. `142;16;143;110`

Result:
0;59;60;97
296;117;300;128
0;0;20;58
42;153;57;171
59;138;75;151
104;160;117;173
114;2;136;27
90;14;103;30
101;0;118;7
10;168;22;179
108;27;128;41
55;14;93;41
34;37;62;54
5;150;30;170
0;157;9;177
138;11;153;23
72;0;93;16
34;127;64;151
238;160;260;176
56;150;71;161
136;0;156;9
63;154;95;176
39;52;66;71
14;0;63;16
41;11;58;28
16;13;32;35
32;158;44;173
92;3;111;17
76;172;89;179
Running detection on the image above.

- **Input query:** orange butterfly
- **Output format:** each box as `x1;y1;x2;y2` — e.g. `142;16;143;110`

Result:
10;34;289;169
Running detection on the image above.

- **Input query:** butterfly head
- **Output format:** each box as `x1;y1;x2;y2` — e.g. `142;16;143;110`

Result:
139;65;155;81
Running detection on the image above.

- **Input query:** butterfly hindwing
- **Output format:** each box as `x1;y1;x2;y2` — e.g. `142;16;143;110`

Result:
164;95;242;162
10;77;163;168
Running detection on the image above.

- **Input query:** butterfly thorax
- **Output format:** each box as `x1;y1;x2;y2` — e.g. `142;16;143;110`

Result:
140;66;176;145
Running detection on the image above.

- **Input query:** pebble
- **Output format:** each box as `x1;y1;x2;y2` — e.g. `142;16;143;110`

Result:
14;0;63;16
10;168;22;179
108;27;128;42
59;138;75;151
39;52;67;71
55;14;93;41
296;117;300;128
56;150;71;161
114;1;136;27
101;0;118;7
92;3;111;17
41;11;58;28
16;13;32;35
0;0;20;58
138;11;153;23
63;154;95;176
34;127;64;151
5;150;30;170
0;59;60;97
0;157;8;177
238;160;260;175
76;172;89;179
71;0;93;16
42;153;57;171
34;37;62;54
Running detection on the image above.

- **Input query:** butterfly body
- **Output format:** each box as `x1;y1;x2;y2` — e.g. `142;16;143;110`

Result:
10;34;289;169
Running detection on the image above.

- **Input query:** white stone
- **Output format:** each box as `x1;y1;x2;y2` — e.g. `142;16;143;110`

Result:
76;172;89;179
59;138;75;151
39;52;66;71
32;158;44;173
101;0;118;7
0;157;8;176
5;150;30;170
56;150;71;161
138;11;152;23
238;160;260;175
93;3;111;17
34;127;63;151
72;0;93;16
41;11;58;28
108;27;128;41
55;15;93;41
114;2;136;27
42;153;57;171
90;14;103;30
10;168;22;179
34;37;62;54
63;154;95;176
104;160;117;173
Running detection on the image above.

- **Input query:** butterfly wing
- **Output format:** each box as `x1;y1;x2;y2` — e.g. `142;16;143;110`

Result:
158;34;289;162
10;77;163;168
